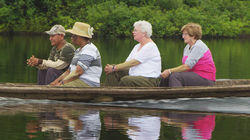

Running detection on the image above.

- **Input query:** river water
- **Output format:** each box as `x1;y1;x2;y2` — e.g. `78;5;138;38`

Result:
0;35;250;139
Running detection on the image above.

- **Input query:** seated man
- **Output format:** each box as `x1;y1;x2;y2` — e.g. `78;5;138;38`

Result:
50;22;102;87
27;25;75;85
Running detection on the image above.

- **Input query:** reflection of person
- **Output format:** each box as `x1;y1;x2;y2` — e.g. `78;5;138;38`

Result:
51;22;102;87
161;113;215;140
103;113;129;130
127;115;161;140
69;110;101;140
26;120;40;139
27;25;75;85
160;23;216;87
104;20;161;87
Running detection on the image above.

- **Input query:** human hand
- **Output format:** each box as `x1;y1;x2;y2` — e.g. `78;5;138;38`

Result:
104;64;113;75
50;79;62;86
27;55;39;66
160;69;171;78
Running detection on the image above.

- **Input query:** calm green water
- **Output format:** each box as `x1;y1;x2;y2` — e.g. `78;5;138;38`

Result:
0;97;250;140
0;35;250;139
0;35;249;83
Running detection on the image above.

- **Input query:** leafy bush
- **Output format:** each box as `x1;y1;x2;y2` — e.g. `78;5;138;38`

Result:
0;0;249;37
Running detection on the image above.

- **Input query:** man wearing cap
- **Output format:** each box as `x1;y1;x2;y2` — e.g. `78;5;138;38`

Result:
27;25;75;85
50;22;102;87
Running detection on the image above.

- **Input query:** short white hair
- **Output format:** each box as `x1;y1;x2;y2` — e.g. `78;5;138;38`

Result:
133;20;152;38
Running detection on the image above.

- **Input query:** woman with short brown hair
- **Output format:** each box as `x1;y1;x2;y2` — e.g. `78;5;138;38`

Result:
160;23;216;87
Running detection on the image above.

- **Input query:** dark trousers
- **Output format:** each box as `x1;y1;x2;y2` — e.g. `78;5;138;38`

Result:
37;68;64;85
160;72;215;87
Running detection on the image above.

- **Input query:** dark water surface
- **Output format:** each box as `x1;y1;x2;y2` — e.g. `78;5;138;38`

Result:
0;35;250;139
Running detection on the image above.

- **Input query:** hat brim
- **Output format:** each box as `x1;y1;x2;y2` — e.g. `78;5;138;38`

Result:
45;31;65;35
45;31;55;35
66;29;92;39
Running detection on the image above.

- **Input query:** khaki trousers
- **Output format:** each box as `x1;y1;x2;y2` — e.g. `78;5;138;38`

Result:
63;79;90;87
105;70;160;87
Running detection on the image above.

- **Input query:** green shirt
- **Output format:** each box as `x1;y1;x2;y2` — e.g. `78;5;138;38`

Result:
48;42;75;64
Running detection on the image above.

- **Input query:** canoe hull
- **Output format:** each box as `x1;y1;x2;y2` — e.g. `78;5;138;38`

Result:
1;79;250;102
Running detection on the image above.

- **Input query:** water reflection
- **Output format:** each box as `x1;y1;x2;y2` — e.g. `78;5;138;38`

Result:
162;113;215;140
127;116;161;140
69;110;101;140
0;98;250;139
0;99;218;140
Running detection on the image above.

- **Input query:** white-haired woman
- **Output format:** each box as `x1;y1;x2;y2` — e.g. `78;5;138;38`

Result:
104;20;161;87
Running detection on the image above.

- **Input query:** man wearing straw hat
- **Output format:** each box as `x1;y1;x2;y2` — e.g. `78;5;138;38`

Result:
50;22;102;87
27;25;75;85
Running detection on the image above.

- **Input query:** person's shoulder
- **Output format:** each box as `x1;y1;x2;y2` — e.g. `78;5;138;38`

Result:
131;43;139;48
85;43;98;50
149;42;158;47
195;40;207;48
64;42;75;50
192;40;208;52
145;42;158;50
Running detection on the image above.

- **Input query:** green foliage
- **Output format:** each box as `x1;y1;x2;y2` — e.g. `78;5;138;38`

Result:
156;0;184;10
0;0;249;37
86;1;133;37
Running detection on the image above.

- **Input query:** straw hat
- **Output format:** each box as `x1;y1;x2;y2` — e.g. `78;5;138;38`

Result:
66;22;94;38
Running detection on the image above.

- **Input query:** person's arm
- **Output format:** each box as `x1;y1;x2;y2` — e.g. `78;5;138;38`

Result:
41;59;69;70
104;59;140;74
50;69;70;86
60;65;84;85
161;64;190;78
115;59;140;71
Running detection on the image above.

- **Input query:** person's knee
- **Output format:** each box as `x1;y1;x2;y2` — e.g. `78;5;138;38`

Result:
119;76;132;86
169;72;181;80
46;68;57;75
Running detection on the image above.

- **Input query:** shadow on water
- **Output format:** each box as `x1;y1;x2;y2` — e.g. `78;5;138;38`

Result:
0;97;250;139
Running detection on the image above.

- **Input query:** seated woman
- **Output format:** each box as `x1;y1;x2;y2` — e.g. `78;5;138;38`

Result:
104;20;161;87
160;23;216;87
51;22;102;87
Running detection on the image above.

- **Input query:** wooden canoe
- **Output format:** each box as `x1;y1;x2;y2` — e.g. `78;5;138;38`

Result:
0;79;250;102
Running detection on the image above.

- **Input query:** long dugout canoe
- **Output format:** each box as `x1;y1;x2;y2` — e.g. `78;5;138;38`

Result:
0;79;250;102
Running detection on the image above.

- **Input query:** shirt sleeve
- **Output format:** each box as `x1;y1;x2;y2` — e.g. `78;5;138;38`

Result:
77;54;95;71
48;47;56;61
185;45;206;68
126;44;140;62
42;59;69;70
59;44;75;63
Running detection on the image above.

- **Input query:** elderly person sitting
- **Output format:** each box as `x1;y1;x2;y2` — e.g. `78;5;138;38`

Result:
160;23;216;87
104;20;161;87
51;22;102;87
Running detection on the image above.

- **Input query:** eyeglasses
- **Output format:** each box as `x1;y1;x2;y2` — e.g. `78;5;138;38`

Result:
71;35;78;39
182;33;189;36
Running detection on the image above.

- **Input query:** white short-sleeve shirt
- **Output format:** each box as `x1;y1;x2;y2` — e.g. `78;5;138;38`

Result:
126;42;161;78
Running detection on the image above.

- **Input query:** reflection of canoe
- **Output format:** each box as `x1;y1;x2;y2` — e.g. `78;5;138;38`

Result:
0;79;250;102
